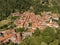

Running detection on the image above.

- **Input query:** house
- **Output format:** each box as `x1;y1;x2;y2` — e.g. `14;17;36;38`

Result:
42;14;51;21
14;11;59;30
14;19;24;28
22;32;32;40
35;15;42;22
51;13;59;20
0;29;16;43
46;21;59;28
30;29;35;33
38;21;47;30
16;32;22;44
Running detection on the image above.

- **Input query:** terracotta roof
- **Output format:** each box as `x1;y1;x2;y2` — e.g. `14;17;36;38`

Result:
14;11;59;30
47;21;59;28
51;13;59;20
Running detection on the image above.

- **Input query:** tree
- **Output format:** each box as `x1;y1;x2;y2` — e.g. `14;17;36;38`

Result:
33;27;40;36
15;27;26;32
56;28;60;42
41;27;56;44
49;39;59;45
41;42;48;45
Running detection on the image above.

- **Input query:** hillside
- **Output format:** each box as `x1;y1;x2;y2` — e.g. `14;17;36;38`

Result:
0;0;60;45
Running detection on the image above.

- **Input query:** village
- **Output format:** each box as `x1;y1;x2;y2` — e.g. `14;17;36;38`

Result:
0;11;59;44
